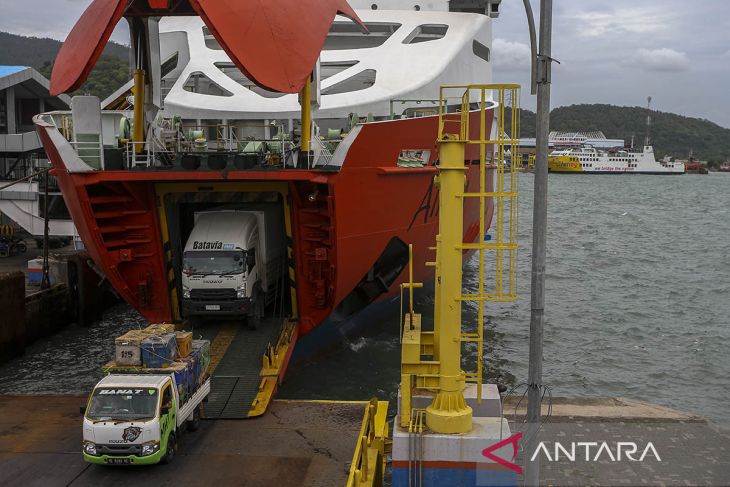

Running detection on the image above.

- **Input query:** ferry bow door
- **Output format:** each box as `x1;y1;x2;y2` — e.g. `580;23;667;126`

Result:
154;182;297;324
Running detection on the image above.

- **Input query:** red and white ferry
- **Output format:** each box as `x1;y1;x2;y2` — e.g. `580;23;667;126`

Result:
35;0;503;354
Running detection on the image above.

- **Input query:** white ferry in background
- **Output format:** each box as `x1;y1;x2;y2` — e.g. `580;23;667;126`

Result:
549;145;685;175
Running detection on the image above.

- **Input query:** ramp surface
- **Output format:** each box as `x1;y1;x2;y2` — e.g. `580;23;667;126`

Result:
204;317;282;419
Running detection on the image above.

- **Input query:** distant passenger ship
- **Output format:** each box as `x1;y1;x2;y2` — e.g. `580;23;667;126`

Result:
549;145;685;175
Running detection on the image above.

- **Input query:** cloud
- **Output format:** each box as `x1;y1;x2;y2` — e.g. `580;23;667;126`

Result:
492;38;531;70
630;48;690;72
570;7;674;37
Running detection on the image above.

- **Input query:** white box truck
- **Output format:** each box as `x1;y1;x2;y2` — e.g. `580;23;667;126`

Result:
181;209;284;326
82;374;210;465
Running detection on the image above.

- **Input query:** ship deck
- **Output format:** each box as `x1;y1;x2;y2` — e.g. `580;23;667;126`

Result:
0;395;372;487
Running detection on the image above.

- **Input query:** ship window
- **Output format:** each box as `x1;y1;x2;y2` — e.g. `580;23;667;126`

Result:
323;22;400;50
473;40;491;62
202;26;222;50
322;69;377;95
403;24;448;44
161;53;179;78
214;63;287;98
183;72;233;97
321;61;360;80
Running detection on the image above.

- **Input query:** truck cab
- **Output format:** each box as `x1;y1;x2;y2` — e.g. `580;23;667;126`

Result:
82;374;207;465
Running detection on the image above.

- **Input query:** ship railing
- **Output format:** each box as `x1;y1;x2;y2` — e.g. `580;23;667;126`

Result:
310;136;334;167
388;98;445;120
177;121;288;152
122;140;173;170
70;138;104;170
346;398;389;487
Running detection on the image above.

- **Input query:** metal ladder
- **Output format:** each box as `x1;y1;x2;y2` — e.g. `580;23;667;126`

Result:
438;85;521;404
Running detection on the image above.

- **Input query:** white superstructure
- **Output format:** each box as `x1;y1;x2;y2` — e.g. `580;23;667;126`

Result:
551;145;685;174
105;3;498;130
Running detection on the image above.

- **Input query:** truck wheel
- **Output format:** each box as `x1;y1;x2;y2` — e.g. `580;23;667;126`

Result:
187;407;201;432
161;433;176;464
247;314;258;330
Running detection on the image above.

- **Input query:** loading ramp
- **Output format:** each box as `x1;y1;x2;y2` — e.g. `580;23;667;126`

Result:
204;317;296;419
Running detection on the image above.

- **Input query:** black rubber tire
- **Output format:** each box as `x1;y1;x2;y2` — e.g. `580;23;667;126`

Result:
247;313;258;330
187;407;201;432
16;242;27;253
160;433;176;465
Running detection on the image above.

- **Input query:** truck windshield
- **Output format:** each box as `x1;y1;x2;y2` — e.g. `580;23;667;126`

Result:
184;251;245;275
86;387;159;421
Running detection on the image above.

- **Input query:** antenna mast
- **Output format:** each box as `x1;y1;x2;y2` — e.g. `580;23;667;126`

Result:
645;96;652;147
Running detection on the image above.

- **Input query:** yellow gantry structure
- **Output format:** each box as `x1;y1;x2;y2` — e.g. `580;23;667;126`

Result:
132;69;146;154
300;74;313;155
400;84;520;434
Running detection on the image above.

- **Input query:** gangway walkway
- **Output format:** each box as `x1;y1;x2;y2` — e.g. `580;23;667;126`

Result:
204;317;290;419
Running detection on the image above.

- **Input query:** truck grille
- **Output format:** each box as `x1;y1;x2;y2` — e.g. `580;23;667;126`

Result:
190;288;237;301
97;444;142;456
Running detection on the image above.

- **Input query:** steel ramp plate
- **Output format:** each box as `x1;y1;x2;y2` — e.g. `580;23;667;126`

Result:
204;317;283;419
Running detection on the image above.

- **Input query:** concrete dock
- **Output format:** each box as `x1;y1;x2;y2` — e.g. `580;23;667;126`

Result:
0;395;371;487
2;392;728;486
504;396;730;486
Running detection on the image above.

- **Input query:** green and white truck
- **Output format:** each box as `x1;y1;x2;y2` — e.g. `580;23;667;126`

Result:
82;374;210;465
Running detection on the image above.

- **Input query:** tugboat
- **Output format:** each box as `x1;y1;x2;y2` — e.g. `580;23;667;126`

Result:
682;152;709;174
35;0;504;352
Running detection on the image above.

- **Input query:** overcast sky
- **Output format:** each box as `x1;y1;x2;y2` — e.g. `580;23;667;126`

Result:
492;0;730;128
1;0;728;127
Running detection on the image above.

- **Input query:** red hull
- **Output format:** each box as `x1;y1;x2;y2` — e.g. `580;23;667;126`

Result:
36;112;494;337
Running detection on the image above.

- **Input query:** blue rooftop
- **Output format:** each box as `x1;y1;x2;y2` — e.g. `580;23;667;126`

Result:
0;66;29;78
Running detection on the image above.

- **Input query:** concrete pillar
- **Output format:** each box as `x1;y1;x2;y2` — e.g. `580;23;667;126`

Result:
6;86;16;134
0;272;25;364
393;386;519;487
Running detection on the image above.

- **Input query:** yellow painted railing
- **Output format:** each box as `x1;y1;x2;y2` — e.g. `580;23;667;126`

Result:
397;84;520;435
437;84;520;404
346;399;390;487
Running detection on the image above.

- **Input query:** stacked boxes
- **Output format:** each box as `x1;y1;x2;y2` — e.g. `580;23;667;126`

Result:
106;326;212;404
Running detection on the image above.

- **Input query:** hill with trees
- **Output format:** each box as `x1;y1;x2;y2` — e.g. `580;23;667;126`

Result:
0;31;130;101
514;104;730;164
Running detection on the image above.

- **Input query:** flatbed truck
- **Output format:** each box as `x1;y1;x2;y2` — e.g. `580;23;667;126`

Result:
82;374;210;465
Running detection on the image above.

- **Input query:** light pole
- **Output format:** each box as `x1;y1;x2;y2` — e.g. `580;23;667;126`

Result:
522;0;554;484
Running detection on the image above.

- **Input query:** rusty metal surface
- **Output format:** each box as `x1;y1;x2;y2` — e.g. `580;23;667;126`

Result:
0;395;365;486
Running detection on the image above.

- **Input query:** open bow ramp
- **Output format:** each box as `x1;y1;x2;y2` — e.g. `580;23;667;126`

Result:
204;318;297;419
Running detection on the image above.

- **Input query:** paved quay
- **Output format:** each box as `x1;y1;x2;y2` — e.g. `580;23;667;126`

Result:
505;396;730;486
2;393;728;486
0;395;367;487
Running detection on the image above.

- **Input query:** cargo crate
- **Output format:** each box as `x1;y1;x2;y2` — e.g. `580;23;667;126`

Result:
141;333;177;368
192;339;211;376
180;353;200;390
175;331;193;358
114;330;146;366
144;323;176;334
